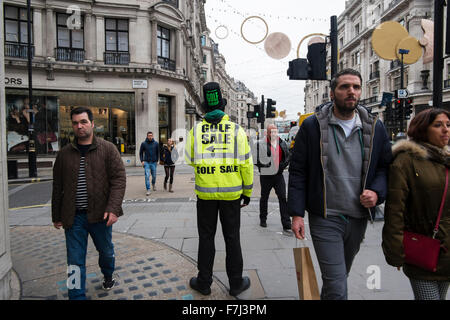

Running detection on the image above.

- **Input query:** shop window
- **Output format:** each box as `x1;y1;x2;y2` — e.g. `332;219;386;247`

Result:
5;94;58;155
158;96;171;145
5;90;136;155
56;13;85;62
4;5;34;58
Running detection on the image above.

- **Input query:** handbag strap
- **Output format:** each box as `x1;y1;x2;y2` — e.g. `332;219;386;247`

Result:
433;167;449;238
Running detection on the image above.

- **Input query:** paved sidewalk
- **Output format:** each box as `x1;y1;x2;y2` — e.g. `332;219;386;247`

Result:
8;165;443;300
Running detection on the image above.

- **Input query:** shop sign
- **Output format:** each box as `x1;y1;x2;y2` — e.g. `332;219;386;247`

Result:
5;77;24;85
186;107;196;114
132;80;148;89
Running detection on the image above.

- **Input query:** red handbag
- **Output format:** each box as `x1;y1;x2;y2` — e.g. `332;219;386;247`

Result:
403;168;448;272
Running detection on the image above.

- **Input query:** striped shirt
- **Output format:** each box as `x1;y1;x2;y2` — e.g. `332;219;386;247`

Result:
75;144;91;209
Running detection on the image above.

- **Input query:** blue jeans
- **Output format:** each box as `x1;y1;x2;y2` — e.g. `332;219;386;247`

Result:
65;212;115;300
144;161;157;190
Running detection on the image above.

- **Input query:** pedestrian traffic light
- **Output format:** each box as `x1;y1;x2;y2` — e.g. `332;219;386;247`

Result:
290;121;297;128
287;42;327;80
404;98;413;120
266;98;276;118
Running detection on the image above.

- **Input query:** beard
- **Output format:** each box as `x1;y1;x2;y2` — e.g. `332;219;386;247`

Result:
333;97;359;117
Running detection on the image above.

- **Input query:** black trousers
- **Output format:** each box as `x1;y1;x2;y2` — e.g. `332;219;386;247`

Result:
259;173;291;229
164;165;175;184
196;198;243;289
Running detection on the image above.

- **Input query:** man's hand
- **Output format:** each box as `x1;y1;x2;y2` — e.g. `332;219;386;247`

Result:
360;189;378;208
292;216;305;240
141;161;145;167
53;222;63;229
104;212;118;227
240;195;250;208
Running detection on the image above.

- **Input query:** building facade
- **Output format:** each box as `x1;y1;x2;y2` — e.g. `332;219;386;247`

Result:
3;0;212;166
304;0;444;140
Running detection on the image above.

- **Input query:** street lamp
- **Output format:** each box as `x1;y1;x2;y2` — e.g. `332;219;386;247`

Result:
398;48;409;133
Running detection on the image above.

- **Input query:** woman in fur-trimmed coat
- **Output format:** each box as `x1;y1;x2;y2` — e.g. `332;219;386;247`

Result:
382;108;450;300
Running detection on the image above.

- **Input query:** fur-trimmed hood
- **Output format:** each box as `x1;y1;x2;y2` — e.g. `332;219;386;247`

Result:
392;139;450;165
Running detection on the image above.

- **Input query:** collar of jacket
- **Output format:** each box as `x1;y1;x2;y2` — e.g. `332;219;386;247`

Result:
202;113;229;125
204;109;226;123
71;135;98;152
315;102;374;124
392;139;450;166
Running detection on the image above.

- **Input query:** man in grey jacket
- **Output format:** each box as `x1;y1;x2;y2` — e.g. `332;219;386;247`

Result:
288;69;392;299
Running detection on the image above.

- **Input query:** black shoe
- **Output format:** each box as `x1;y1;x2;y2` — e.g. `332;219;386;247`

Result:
229;276;251;297
189;277;211;295
102;276;116;291
260;221;267;228
283;226;292;232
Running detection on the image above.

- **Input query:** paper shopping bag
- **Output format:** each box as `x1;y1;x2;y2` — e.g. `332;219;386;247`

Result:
293;246;320;300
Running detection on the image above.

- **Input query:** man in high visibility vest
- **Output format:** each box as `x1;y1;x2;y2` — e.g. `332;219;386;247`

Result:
186;82;253;297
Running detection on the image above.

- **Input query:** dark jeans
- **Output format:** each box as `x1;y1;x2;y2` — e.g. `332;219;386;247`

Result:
65;211;115;300
259;174;291;228
196;198;244;289
164;165;175;184
308;213;368;300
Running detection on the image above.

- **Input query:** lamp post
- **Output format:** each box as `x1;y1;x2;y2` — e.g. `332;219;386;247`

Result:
27;0;37;177
398;48;409;133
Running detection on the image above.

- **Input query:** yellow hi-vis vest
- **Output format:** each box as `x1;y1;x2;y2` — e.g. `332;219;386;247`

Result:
185;114;253;200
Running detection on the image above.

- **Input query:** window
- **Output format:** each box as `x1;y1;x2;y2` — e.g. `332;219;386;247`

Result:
200;35;206;46
157;26;170;59
4;5;34;58
158;96;171;145
4;5;32;44
339;37;344;48
372;86;379;96
157;26;175;71
355;23;360;36
393;77;401;90
104;18;129;64
203;54;207;64
105;18;129;52
56;13;84;62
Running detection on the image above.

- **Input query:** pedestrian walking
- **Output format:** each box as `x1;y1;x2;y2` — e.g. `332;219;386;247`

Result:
382;108;450;300
255;124;291;231
160;138;179;192
52;106;126;300
139;131;159;195
288;68;392;300
185;82;254;297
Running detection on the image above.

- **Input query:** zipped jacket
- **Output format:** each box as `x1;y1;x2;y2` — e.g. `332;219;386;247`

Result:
139;138;159;163
287;102;392;220
52;136;126;229
185;114;253;200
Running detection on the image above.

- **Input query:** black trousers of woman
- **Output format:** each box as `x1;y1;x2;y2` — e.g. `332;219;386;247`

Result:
164;165;175;184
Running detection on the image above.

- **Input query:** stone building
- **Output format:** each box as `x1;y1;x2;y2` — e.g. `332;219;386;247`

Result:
304;0;443;140
3;0;210;166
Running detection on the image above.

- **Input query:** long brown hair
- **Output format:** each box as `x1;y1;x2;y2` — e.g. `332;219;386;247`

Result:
407;108;450;143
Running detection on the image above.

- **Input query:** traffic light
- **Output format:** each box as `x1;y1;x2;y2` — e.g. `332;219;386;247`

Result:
287;42;327;80
266;98;276;118
290;121;297;128
404;98;413;120
394;99;403;121
257;96;265;124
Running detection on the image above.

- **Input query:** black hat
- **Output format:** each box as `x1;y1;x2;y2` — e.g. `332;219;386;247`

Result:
201;82;227;112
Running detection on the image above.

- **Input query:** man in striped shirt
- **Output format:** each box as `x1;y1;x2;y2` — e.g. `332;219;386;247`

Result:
52;107;126;300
